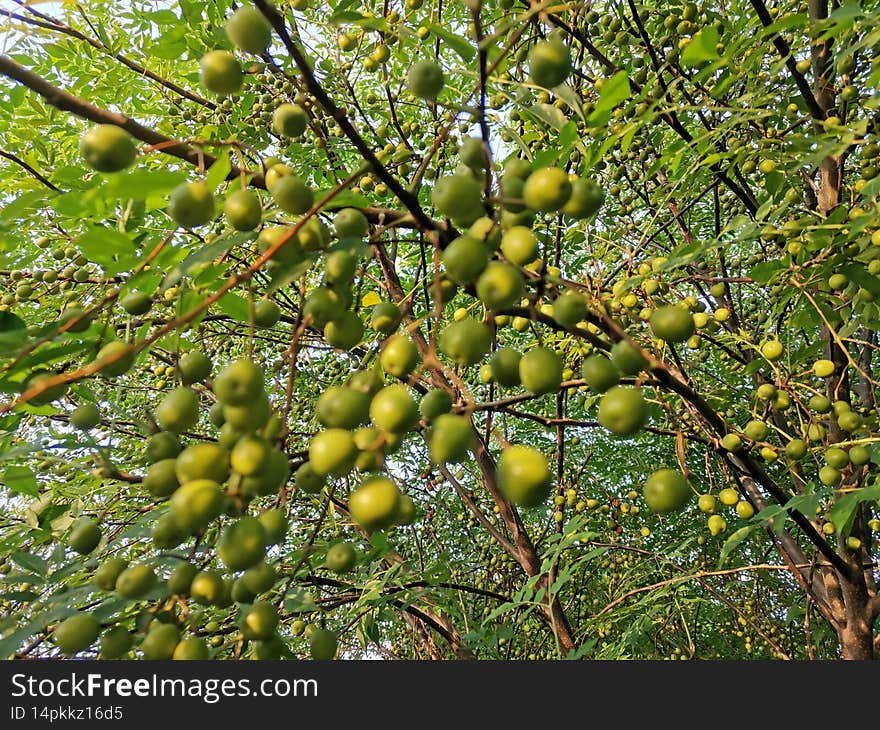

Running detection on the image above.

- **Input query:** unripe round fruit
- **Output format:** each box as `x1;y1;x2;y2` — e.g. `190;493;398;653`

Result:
597;386;648;436
225;5;272;53
224;189;262;231
69;517;101;555
178;350;212;385
156;386;199;433
167;562;198;595
476;262;525;310
71;403;101;431
253;299;281;328
644;469;691;513
325;542;357;573
241;600;279;641
168;181;215;228
529;36;572;88
761;340;784;361
432;175;483;225
295;462;326;493
522;167;572;212
217;516;267;571
96;341;136;377
649;305;695;343
819;465;841;486
173;637;210;660
242;560;278;594
316;387;370;429
718;487;739;506
497;445;552;508
141;623;179;660
698;494;716;513
428;414;473;464
115;564;157;599
349;476;402;531
441;235;489;284
309;628;338;660
380;335;419;379
199;50;243;95
581;355;620;393
272;175;314;214
370;384;418;433
231;435;272;476
744;420;768;441
190;570;229;606
812;359;835;378
440;319;492;367
213;358;264;405
325;311;364;350
143;458;180;499
406;59;445;99
721;433;742;452
146;431;181;463
553;292;587;328
490;347;523;387
848;445;870;465
53;613;100;655
500;226;539;265
334;208;369;238
272;103;308;137
785;438;807;459
735;501;755;519
370;302;402;334
708;514;727;536
563;178;604;219
120;290;152;315
519;347;563;395
325;250;357;284
175;443;230;484
100;626;133;659
308;429;358;476
420;388;453;420
169;479;225;533
79;125;137;172
93;557;129;591
610;340;648;375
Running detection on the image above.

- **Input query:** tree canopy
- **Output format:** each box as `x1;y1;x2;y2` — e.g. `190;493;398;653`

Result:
0;0;879;660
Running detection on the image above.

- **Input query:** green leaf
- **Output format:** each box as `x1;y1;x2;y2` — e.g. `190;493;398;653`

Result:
718;525;756;567
12;550;48;575
827;483;880;536
205;151;232;190
2;466;38;496
588;71;630;126
77;227;137;273
681;26;721;68
425;25;474;62
109;169;187;199
216;293;250;322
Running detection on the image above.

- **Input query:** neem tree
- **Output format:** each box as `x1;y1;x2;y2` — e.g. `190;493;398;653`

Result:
0;0;878;661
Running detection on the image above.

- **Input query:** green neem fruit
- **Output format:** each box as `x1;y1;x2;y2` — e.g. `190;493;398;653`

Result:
252;635;285;660
819;465;841;487
785;438;807;459
156;386;199;433
317;387;370;429
69;517;101;555
324;542;357;573
563;178;605;219
59;307;93;333
501;226;538;266
295;462;326;493
53;613;100;655
395;494;417;525
115;564;157;599
199;50;243;95
743;420;768;441
334;207;369;238
167;562;198;596
231;435;272;476
241;448;290;497
432;175;483;225
529;36;571;88
441;235;489;284
519;347;563;395
93;557;129;592
824;447;849;469
497;445;552;508
272;175;314;214
380;335;419;379
209;401;226;428
581;354;620;393
309;429;358;476
406;59;445;99
79;125;137;173
721;433;743;452
837;411;862;432
808;394;832;413
224;189;262;231
258;510;287;545
553;292;587;328
242;560;278;594
309;628;338;660
272;103;308;137
217;516;267;571
370;301;402;334
644;469;691;513
152;512;186;549
303;287;345;329
24;371;68;406
325;311;364;350
348;367;384;396
469;217;502;249
420;388;453;420
440;319;492;367
225;5;272;53
257;225;301;263
523;167;572;213
173;637;210;660
428;414;473;464
610;340;648;375
190;570;228;606
100;626;133;659
849;445;870;466
297;216;330;252
176;443;230;484
650;305;695;343
71;403;101;431
459;136;487;171
325;250;357;285
241;600;279;641
146;431;181;463
224;392;271;432
120;290;152;316
500;174;526;212
370;384;418;433
178;350;212;385
169;479;225;533
141;623;179;660
349;476;402;531
95;340;136;377
168;181;215;228
476;262;524;310
143;459;180;499
213;358;264;406
597;386;648;436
